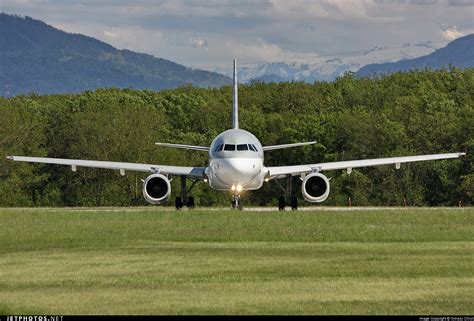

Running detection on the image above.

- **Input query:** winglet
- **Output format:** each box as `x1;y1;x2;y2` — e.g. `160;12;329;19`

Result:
232;59;239;129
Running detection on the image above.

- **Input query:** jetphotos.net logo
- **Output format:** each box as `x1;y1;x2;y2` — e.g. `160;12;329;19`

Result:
5;317;63;321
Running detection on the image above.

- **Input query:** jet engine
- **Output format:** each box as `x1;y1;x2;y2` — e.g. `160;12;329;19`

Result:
142;174;171;204
302;172;330;203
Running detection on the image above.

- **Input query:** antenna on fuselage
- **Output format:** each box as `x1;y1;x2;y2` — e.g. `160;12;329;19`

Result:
232;59;239;129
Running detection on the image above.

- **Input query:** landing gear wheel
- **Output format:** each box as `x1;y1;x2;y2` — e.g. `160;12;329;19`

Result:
187;196;195;209
290;196;298;211
175;197;183;210
278;196;286;211
231;195;243;210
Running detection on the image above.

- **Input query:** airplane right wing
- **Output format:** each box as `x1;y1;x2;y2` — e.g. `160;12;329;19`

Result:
7;156;206;177
155;143;209;151
266;152;466;179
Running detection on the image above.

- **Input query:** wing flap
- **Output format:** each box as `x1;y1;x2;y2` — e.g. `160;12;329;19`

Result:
7;156;206;177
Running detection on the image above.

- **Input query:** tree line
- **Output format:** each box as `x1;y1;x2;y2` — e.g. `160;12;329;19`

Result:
0;68;472;207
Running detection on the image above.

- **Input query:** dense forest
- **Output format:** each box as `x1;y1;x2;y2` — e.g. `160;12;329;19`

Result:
0;69;472;207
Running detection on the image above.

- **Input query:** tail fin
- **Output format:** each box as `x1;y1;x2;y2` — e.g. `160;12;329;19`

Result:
232;59;239;129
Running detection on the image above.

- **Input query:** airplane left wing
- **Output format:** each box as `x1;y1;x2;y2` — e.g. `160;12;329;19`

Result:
266;152;466;179
7;156;206;177
263;141;316;151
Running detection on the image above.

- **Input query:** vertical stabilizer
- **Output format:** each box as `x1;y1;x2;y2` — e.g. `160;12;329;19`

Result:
232;59;239;129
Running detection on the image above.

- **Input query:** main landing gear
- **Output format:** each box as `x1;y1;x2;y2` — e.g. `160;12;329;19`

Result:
275;175;298;211
175;175;197;210
175;196;195;209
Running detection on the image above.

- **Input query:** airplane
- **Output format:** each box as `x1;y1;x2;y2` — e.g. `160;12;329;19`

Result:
7;60;466;210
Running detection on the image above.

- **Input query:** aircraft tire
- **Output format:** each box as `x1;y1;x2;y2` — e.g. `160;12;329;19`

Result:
291;196;298;211
175;196;183;210
278;196;286;211
187;196;195;209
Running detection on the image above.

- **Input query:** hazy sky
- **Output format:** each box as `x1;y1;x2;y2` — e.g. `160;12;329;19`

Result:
2;0;473;67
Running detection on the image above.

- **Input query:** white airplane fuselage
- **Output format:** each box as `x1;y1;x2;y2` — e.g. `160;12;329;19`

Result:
206;129;266;191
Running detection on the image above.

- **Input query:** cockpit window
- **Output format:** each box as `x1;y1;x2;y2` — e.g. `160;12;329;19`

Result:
224;144;236;151
221;143;257;152
237;144;248;151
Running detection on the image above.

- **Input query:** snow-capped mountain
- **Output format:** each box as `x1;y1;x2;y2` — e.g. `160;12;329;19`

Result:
208;41;445;83
357;34;474;76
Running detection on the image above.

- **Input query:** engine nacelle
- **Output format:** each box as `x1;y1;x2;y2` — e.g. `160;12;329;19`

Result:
302;172;330;203
142;174;171;204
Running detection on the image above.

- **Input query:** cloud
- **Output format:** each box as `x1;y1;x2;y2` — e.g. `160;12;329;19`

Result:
441;25;465;40
409;0;440;5
53;22;170;55
440;24;473;40
449;0;474;6
1;0;473;66
190;37;208;49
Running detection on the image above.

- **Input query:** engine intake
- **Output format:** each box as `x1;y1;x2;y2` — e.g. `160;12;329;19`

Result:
143;174;171;204
302;172;330;203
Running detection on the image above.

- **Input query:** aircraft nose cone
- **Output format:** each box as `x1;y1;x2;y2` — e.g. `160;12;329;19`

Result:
214;158;261;187
224;158;260;174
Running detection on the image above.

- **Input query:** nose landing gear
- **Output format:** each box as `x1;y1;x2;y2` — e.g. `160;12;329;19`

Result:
231;194;243;210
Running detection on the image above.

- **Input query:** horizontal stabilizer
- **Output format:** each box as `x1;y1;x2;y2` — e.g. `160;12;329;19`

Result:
155;143;209;151
263;141;316;151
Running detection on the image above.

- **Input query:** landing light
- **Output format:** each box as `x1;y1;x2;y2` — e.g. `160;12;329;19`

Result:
236;184;243;193
231;185;236;191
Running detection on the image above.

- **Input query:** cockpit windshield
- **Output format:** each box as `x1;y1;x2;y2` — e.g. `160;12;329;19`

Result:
224;144;236;151
215;143;258;152
237;144;248;151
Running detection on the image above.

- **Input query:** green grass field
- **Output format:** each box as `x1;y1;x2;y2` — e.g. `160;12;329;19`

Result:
0;207;472;315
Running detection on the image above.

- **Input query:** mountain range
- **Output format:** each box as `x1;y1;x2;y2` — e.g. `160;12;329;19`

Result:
210;35;473;83
1;12;473;97
0;13;231;97
357;34;474;76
